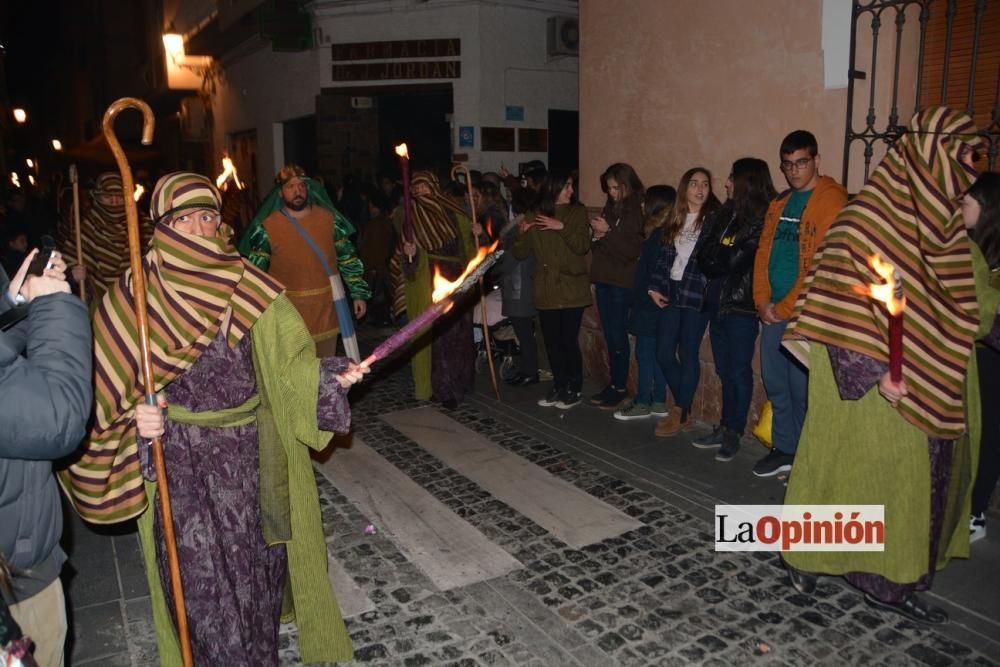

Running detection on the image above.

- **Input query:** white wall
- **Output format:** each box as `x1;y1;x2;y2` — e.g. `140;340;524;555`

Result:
313;0;578;170
210;39;320;193
208;0;579;186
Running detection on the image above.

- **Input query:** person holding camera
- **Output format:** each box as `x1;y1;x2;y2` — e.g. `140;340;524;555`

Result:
0;247;93;667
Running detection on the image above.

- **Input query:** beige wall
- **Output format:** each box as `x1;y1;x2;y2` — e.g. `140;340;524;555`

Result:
579;0;849;202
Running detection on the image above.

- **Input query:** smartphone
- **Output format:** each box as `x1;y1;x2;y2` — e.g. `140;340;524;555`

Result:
26;235;56;277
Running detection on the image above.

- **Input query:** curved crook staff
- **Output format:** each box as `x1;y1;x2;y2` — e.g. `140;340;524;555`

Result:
103;97;194;667
451;163;501;401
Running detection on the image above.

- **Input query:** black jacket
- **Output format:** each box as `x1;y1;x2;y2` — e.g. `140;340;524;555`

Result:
0;268;92;604
696;202;765;316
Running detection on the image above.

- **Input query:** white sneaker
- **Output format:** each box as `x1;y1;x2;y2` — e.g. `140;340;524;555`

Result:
970;513;986;543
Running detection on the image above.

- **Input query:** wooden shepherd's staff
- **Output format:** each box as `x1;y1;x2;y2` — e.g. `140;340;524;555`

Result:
451;163;501;401
103;97;194;667
69;164;84;299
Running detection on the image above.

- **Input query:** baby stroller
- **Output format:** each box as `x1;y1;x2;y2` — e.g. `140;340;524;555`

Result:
472;287;520;382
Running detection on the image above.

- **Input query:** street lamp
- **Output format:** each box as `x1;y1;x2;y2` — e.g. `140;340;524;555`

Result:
52;139;63;151
12;108;27;123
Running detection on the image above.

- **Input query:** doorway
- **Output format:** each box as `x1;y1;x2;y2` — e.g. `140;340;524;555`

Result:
548;109;579;175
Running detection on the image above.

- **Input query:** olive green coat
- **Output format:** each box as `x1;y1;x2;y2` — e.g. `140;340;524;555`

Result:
512;203;591;310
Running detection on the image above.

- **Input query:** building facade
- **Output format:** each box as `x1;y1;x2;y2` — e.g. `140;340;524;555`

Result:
175;0;578;195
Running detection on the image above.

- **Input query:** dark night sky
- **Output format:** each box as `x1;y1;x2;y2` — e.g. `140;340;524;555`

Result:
2;1;65;130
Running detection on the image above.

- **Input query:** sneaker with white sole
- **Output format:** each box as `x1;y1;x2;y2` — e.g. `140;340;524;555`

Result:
614;401;652;421
692;425;725;449
970;513;986;543
715;430;741;462
752;449;794;477
537;388;561;407
649;401;670;417
555;389;581;410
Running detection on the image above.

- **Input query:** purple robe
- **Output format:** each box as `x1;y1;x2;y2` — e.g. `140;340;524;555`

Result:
151;331;351;665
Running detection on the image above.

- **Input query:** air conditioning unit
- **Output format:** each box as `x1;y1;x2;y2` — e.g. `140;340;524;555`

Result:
547;16;579;57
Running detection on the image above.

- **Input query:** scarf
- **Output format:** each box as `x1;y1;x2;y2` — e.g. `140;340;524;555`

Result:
785;106;985;438
61;223;283;524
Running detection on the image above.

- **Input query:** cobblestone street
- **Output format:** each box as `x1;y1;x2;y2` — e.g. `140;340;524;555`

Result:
63;341;1000;666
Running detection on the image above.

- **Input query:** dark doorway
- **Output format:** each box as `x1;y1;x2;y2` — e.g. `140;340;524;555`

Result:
548;109;579;174
283;115;317;177
377;86;454;178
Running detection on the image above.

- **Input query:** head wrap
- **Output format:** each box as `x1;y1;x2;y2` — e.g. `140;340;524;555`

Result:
150;172;221;225
61;203;283;523
785;106;985;438
276;163;307;186
90;172;126;220
409;171;467;251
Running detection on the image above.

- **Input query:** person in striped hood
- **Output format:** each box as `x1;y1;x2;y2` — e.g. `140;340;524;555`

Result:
56;173;154;299
389;170;477;406
780;107;997;625
59;173;366;665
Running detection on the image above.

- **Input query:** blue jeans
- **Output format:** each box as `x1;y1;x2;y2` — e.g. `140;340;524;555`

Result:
594;283;633;389
656;289;711;410
635;334;666;405
709;312;760;434
760;319;808;455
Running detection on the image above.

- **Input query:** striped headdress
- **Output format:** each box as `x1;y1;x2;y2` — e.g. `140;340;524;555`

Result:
55;172;155;293
785;106;984;438
60;173;283;523
150;171;222;224
410;171;467;251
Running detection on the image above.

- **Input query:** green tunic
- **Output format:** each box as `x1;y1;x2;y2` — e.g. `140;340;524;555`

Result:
392;209;475;401
785;243;1000;581
136;294;353;665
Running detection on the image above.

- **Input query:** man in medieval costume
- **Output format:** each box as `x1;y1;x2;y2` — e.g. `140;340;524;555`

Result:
389;170;477;406
59;173;364;665
55;172;154;299
240;164;370;358
781;107;996;624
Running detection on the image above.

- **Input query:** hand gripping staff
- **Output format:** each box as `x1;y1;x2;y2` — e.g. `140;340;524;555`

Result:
103;97;194;667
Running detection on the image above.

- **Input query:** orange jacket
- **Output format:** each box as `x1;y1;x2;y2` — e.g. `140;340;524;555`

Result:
752;175;848;320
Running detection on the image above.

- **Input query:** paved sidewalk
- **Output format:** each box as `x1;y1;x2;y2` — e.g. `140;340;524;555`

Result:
59;339;1000;666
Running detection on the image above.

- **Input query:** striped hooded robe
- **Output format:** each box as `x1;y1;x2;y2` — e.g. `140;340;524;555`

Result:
56;173;154;297
782;107;997;593
389;171;477;401
59;173;354;665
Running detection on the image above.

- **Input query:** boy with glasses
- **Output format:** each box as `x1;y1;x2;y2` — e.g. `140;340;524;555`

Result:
751;131;847;477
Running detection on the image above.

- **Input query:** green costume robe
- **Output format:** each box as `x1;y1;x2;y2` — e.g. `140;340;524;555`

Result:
137;294;353;665
785;244;1000;582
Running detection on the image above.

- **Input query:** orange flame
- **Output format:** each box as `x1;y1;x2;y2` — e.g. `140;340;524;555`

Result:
485;216;494;238
216;156;244;190
395;143;409;159
863;254;906;316
431;240;500;303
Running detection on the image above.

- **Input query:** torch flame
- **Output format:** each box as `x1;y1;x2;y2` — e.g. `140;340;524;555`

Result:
133;184;145;201
394;143;409;159
865;254;906;316
431;239;500;303
216;156;244;190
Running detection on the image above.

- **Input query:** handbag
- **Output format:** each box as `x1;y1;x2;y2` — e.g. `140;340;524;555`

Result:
752;400;773;448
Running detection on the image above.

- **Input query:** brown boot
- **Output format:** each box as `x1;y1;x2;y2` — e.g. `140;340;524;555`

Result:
655;408;692;438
